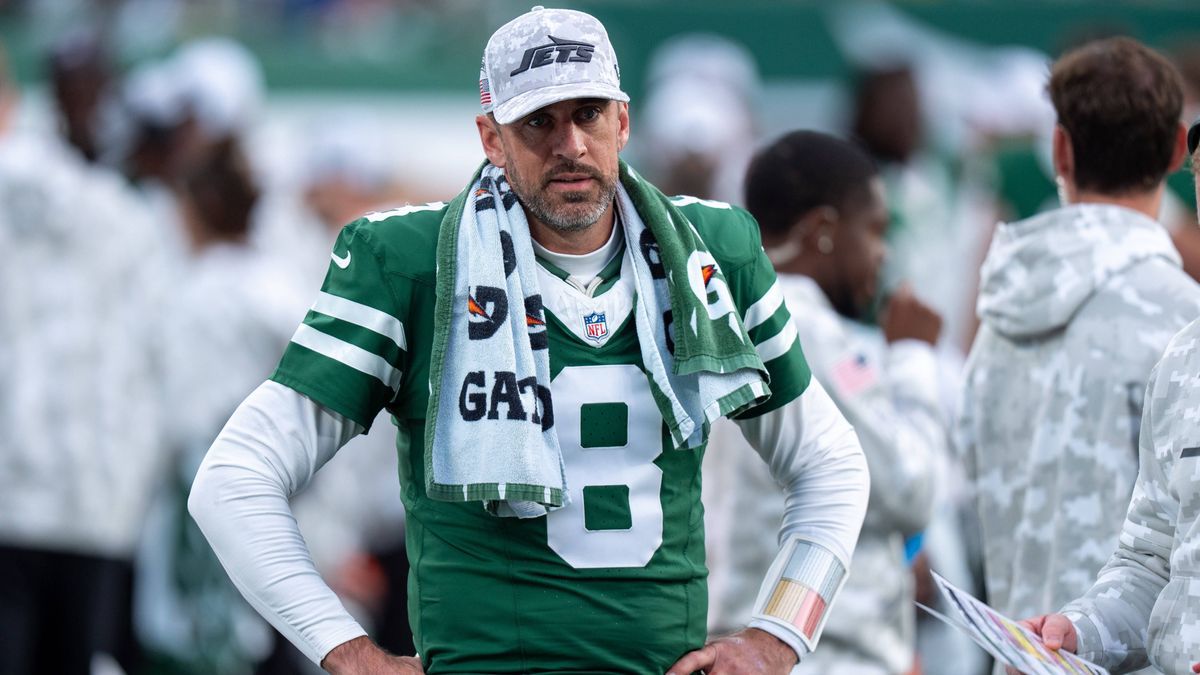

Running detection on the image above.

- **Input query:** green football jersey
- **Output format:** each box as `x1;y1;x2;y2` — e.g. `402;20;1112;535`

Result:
272;194;810;674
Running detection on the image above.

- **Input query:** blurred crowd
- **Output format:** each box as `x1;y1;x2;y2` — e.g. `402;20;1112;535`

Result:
0;3;1199;675
0;27;411;675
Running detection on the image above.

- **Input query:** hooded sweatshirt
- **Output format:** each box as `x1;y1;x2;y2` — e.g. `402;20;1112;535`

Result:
0;130;167;558
1061;316;1200;675
958;203;1200;625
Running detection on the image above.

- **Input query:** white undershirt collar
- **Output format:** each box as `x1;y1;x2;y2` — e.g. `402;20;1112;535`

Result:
531;214;624;287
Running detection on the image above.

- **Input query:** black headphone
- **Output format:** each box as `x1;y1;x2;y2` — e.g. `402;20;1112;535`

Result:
1190;116;1200;156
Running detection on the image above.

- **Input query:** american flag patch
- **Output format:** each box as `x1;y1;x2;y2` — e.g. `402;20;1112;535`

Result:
761;539;846;644
831;352;876;397
479;78;492;107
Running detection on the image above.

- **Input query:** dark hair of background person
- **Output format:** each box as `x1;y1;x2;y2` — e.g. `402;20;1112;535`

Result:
181;139;260;240
850;66;921;165
745;130;878;236
48;30;112;163
1048;36;1184;195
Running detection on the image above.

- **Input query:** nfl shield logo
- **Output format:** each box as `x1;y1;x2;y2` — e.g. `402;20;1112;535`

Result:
583;311;608;342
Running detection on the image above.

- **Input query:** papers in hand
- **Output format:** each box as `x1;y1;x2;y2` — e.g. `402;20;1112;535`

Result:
919;571;1109;675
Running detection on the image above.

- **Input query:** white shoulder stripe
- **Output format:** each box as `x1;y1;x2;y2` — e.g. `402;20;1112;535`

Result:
743;281;784;331
756;321;798;363
290;324;403;391
363;202;447;222
311;292;407;350
670;195;732;210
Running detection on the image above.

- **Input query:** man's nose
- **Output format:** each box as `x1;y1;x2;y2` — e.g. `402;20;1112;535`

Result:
552;122;587;159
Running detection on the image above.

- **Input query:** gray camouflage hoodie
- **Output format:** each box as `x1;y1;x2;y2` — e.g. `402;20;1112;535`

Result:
958;204;1200;626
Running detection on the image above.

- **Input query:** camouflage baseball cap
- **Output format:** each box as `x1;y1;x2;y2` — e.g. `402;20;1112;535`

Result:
480;6;629;125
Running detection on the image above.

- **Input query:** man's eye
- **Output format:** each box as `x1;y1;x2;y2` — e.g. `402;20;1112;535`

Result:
577;106;601;122
527;115;550;128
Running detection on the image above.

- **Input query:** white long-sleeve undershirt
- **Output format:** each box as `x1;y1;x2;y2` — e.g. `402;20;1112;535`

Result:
189;378;868;665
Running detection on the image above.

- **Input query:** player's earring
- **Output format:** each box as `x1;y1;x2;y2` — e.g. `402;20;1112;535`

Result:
817;233;834;255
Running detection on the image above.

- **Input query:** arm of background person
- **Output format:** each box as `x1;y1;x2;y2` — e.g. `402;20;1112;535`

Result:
1055;362;1176;673
826;338;943;536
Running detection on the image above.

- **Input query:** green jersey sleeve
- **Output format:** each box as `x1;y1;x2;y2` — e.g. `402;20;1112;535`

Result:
271;221;410;430
678;199;812;418
728;232;811;417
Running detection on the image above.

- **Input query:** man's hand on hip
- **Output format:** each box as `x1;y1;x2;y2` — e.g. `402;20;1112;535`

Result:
666;627;798;675
1005;614;1077;675
322;636;424;674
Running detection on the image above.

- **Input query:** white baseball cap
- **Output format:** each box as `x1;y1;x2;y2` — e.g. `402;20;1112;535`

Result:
480;6;629;125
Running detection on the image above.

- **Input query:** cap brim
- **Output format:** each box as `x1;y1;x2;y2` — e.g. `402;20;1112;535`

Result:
1189;116;1200;156
492;82;630;125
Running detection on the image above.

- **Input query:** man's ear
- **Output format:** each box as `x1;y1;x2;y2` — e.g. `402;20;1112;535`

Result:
794;205;838;250
476;114;507;167
616;102;630;152
1052;124;1074;185
1167;121;1188;173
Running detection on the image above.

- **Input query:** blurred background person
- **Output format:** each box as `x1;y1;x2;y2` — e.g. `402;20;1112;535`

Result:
0;42;166;675
138;136;314;675
704;129;943;675
1161;44;1200;280
117;36;265;267
272;115;417;661
1016;115;1200;675
254;113;411;283
848;65;968;346
636;33;760;203
119;56;198;264
47;27;121;166
134;48;412;672
957;38;1199;675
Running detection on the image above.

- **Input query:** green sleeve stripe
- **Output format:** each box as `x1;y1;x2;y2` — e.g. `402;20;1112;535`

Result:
289;324;403;391
311;291;407;350
742;280;784;331
756;321;798;363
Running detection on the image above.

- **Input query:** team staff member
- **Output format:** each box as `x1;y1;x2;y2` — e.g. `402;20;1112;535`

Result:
189;7;869;674
1014;120;1200;675
956;37;1200;648
706;131;943;675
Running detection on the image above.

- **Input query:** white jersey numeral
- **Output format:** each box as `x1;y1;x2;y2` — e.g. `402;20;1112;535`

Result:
545;364;665;569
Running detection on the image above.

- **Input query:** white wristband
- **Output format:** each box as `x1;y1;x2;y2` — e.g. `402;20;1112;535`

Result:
749;535;849;654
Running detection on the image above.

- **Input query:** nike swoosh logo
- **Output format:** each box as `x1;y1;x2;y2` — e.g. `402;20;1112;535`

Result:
331;251;351;269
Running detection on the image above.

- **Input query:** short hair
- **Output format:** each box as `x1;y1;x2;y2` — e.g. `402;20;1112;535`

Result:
1048;37;1183;194
744;130;878;237
182;140;259;239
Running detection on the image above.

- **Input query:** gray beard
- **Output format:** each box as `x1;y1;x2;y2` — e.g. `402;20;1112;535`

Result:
519;182;617;233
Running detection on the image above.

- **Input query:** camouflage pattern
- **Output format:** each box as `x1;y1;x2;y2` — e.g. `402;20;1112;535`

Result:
0;130;168;557
706;274;942;674
958;205;1200;629
1060;318;1200;674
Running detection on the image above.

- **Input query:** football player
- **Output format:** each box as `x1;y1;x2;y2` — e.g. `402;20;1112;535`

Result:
189;7;869;674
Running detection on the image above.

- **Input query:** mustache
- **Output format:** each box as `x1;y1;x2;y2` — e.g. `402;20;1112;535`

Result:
541;161;605;187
